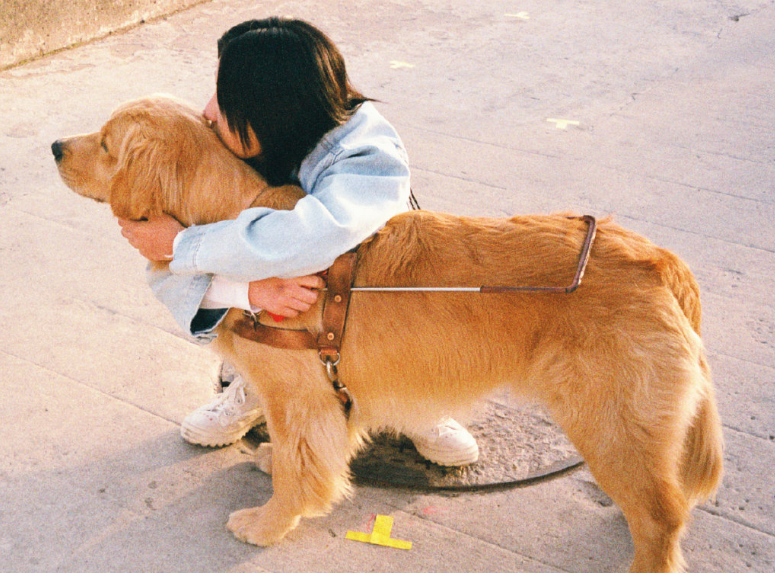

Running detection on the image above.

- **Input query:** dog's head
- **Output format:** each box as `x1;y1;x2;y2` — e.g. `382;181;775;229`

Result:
52;94;303;226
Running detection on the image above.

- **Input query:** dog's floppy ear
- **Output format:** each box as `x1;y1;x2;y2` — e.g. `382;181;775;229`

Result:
108;126;170;220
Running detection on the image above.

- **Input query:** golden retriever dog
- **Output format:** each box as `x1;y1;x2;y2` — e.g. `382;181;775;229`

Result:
53;94;723;573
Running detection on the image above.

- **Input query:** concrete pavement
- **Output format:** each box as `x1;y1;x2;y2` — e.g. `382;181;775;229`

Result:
1;1;773;571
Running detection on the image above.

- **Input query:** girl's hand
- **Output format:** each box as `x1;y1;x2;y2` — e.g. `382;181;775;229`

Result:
118;214;184;261
248;275;326;318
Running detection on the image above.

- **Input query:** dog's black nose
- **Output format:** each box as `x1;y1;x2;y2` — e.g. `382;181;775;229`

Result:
51;140;64;161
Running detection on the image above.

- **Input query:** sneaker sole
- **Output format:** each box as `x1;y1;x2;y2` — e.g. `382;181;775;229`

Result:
180;414;266;447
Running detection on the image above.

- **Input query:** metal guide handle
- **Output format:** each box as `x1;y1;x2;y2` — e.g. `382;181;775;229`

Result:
348;215;597;295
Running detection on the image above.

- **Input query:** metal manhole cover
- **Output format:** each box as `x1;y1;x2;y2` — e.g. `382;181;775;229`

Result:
247;399;583;491
349;400;583;490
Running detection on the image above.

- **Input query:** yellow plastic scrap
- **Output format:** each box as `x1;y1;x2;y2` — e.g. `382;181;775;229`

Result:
346;515;412;550
547;118;581;129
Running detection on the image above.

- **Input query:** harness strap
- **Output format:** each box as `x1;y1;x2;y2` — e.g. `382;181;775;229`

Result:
317;252;358;359
230;251;359;417
230;316;317;349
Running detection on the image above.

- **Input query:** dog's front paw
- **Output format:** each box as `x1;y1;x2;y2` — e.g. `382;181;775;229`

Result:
227;503;300;546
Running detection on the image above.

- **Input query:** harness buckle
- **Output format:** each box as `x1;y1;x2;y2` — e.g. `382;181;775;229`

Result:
321;353;340;382
318;350;351;417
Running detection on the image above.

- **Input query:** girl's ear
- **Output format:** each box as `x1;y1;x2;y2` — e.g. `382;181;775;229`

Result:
108;128;167;220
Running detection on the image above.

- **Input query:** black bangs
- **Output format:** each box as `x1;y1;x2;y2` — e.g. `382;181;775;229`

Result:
214;18;370;186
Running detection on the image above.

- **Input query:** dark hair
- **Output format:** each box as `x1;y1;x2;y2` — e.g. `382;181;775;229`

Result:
215;17;370;186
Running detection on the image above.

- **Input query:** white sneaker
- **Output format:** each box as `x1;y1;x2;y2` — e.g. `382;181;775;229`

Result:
407;418;479;467
180;374;265;447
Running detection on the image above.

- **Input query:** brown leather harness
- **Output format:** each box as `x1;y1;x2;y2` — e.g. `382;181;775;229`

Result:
231;215;597;420
231;251;359;416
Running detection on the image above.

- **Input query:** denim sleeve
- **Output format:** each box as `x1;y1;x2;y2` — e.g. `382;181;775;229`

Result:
146;264;226;343
169;136;410;282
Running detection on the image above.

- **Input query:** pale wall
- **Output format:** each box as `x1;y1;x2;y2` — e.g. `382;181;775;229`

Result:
0;0;207;69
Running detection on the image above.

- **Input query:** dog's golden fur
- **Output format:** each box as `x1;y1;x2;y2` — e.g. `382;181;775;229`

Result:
54;95;723;573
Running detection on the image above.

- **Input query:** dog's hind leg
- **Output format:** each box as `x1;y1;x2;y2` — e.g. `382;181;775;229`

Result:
563;414;691;573
226;358;355;546
544;361;699;573
614;353;721;573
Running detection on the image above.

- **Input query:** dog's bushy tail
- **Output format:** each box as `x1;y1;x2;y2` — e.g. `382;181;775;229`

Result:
654;248;703;334
681;355;724;506
655;248;723;504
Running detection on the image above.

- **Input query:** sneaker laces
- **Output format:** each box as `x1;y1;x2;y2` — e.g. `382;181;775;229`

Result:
416;418;458;440
202;376;247;417
438;417;460;433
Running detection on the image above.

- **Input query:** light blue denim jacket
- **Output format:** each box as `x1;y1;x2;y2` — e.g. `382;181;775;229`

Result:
147;102;411;342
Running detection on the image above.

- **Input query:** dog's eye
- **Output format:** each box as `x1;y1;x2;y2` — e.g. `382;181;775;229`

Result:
100;140;109;153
